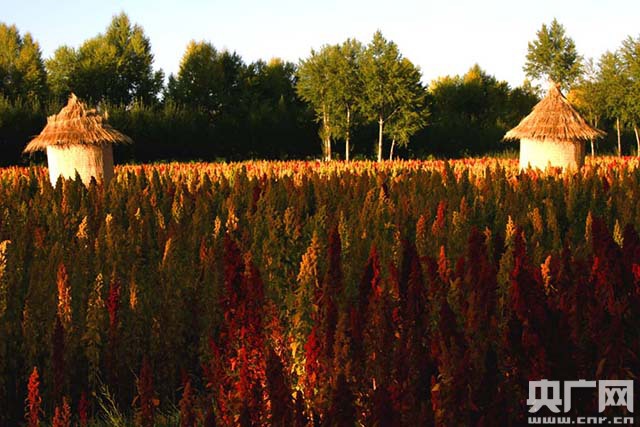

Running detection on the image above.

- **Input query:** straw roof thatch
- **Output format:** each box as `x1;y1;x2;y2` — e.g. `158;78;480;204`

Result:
24;94;132;153
504;83;604;143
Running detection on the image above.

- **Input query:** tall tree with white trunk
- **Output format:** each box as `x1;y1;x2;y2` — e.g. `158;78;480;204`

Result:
597;51;627;155
620;36;640;154
330;39;364;161
360;31;425;162
296;46;337;160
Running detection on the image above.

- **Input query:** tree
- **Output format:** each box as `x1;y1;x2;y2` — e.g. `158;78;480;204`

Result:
568;59;606;156
242;58;311;159
385;59;428;160
168;41;246;119
102;13;163;104
620;36;640;153
524;18;582;91
45;13;163;105
424;65;532;157
0;24;22;99
360;31;426;161
166;41;253;158
330;39;364;161
597;51;627;155
505;79;540;127
46;46;78;101
0;23;47;102
165;44;312;160
14;33;47;103
297;46;337;160
62;37;116;103
386;104;426;160
297;41;367;161
167;40;225;112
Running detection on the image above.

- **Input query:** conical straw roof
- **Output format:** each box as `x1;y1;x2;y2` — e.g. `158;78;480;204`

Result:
24;93;132;153
504;83;604;143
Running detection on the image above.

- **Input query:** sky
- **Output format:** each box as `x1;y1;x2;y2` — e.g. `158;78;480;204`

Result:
3;0;640;88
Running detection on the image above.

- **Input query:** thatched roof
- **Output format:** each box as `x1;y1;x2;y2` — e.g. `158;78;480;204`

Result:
504;83;604;143
24;94;132;153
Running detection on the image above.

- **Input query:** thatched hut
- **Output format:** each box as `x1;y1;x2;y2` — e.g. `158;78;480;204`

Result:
504;83;604;170
24;94;132;186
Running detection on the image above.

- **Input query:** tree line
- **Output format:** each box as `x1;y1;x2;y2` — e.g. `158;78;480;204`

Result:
1;13;637;165
570;36;640;156
0;14;317;165
297;32;428;162
521;18;640;156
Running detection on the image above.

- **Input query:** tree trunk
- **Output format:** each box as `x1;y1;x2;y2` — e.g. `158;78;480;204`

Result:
616;117;621;156
377;117;384;162
345;107;351;162
591;116;598;157
322;106;331;161
389;139;395;161
591;117;599;156
634;123;640;156
325;137;331;161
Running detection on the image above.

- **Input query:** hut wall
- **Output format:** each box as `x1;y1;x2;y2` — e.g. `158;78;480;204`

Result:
519;139;585;170
46;144;114;186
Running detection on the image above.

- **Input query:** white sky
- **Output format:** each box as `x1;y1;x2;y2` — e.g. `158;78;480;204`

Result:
4;0;640;87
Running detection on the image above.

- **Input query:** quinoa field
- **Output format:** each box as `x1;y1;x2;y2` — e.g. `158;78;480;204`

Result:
0;158;639;426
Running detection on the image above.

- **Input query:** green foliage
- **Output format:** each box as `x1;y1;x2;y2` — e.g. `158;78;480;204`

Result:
96;382;128;427
6;15;640;162
0;23;47;103
597;51;627;122
620;36;640;129
360;31;426;161
46;13;163;105
103;13;163;104
240;58;313;159
0;95;48;165
569;59;605;128
524;18;583;90
570;36;640;155
595;51;628;154
383;57;428;158
423;65;538;157
74;37;118;102
330;39;365;160
166;49;313;160
296;45;338;159
105;99;215;161
297;32;426;161
166;41;242;114
45;46;77;101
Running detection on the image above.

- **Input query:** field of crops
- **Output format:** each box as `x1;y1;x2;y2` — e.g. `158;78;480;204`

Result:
1;157;639;426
